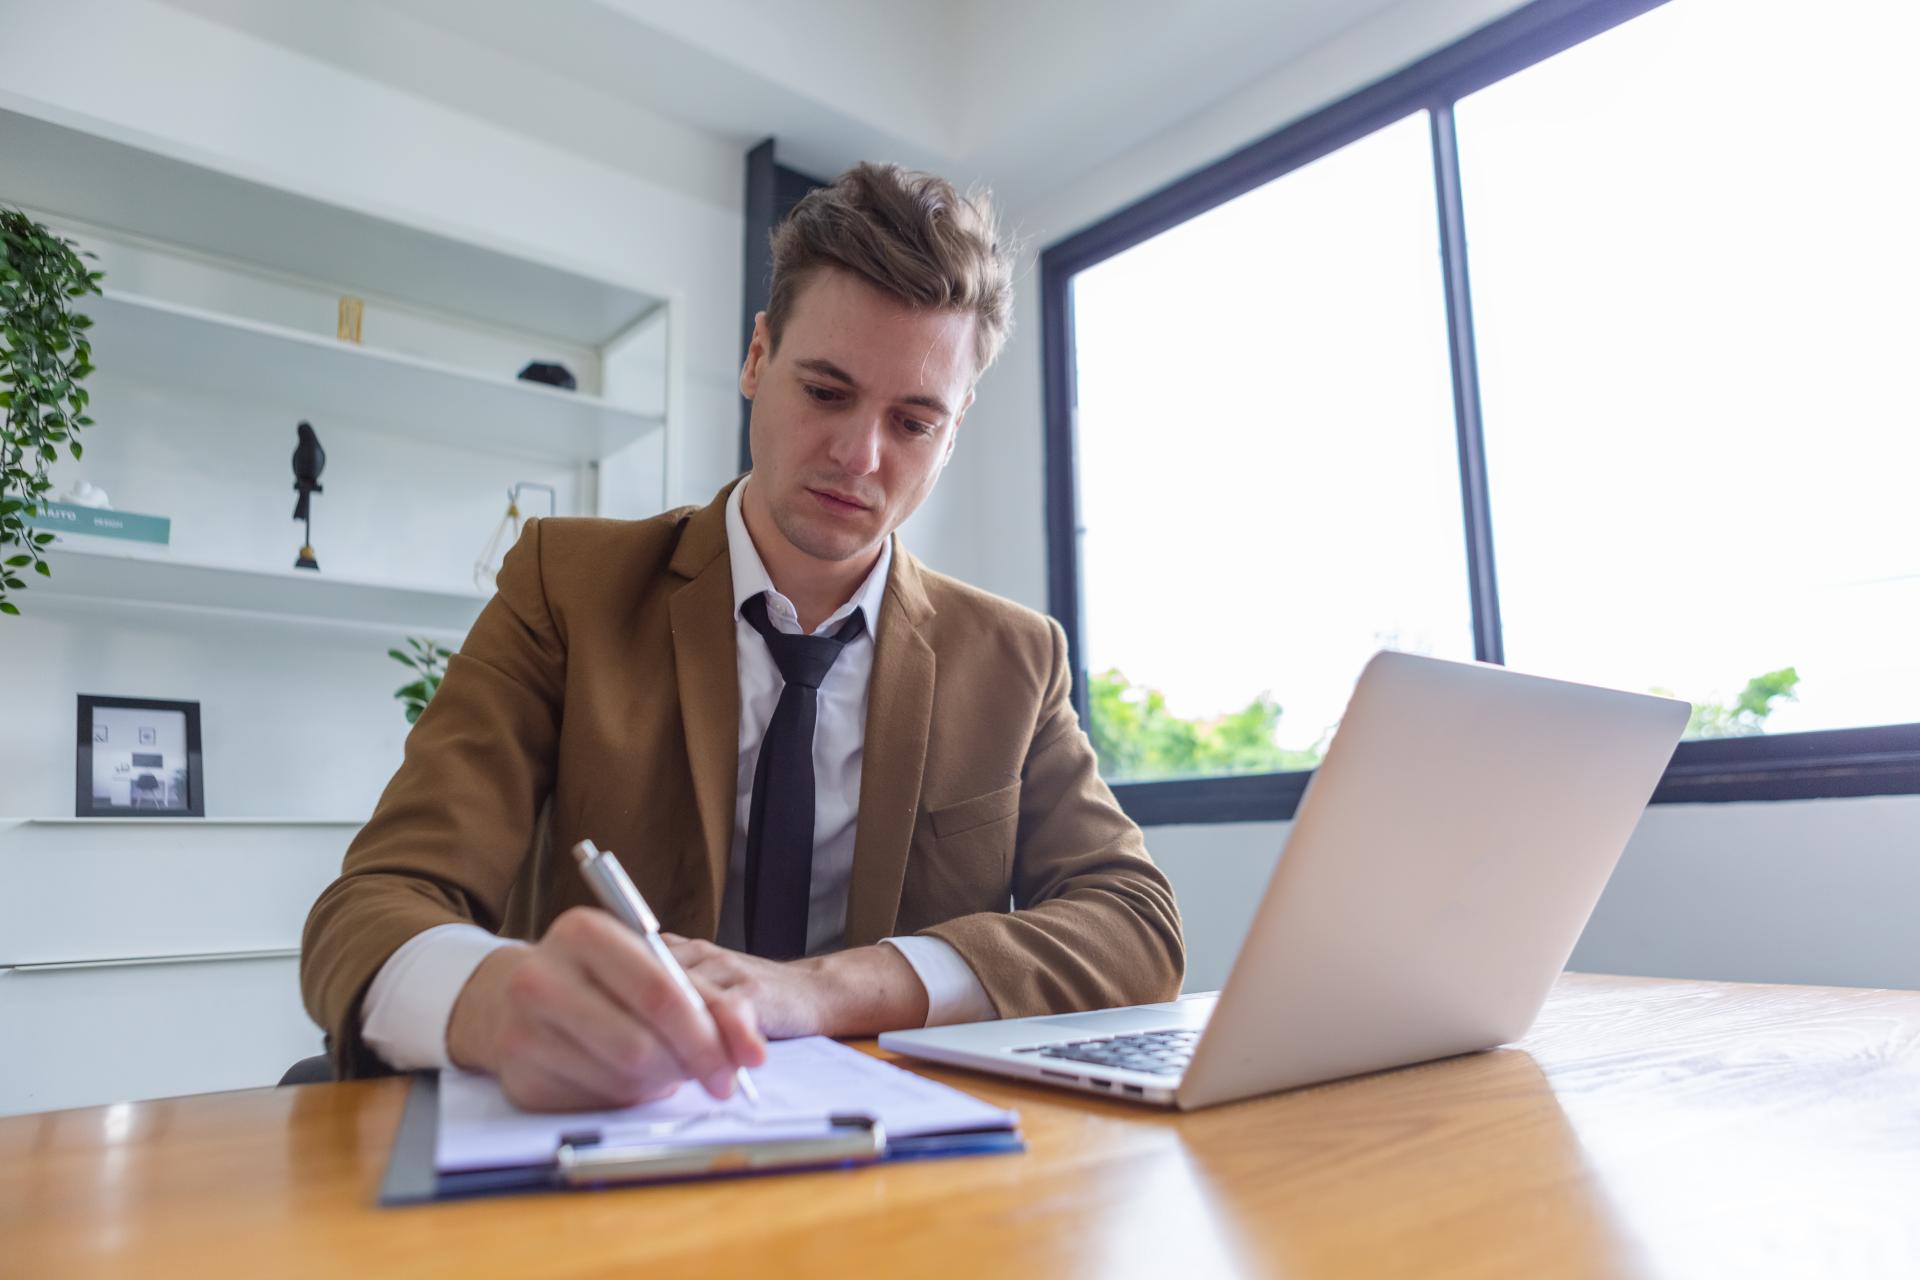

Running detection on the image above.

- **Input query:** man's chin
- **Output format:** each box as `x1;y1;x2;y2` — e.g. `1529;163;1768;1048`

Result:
774;507;882;564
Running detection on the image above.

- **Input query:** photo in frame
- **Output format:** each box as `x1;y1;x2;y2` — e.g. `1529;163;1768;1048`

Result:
75;695;205;817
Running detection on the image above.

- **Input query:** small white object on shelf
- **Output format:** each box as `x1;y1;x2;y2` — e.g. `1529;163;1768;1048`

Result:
61;480;111;508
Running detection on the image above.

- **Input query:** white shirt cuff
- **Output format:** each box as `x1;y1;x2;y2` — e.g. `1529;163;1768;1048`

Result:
360;922;526;1071
882;935;997;1027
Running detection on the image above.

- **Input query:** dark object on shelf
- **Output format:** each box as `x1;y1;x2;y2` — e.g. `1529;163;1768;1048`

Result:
75;694;205;818
292;420;326;571
517;361;577;392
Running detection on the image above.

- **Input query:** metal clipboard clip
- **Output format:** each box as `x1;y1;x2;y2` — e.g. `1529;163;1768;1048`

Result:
553;1113;887;1187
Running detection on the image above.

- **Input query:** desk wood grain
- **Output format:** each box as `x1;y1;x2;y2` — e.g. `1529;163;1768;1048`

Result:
4;974;1918;1279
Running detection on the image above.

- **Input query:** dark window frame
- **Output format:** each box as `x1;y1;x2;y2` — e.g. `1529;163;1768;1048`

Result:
740;140;826;472
1042;0;1920;824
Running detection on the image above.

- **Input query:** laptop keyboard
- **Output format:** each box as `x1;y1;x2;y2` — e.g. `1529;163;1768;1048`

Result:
1019;1028;1199;1076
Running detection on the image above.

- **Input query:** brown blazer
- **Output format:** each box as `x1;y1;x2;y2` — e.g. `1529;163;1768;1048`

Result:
301;480;1184;1077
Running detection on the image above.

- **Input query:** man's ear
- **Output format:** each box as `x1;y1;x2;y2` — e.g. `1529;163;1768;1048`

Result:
739;311;771;400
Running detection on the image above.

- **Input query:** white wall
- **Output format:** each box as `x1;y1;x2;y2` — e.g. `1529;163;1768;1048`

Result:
158;0;742;215
1156;797;1920;995
922;0;1920;993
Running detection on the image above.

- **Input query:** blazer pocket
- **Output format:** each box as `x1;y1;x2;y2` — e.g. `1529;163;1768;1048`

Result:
928;782;1022;839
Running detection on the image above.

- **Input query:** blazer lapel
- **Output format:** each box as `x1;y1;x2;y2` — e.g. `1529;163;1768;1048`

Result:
843;545;936;947
667;484;741;937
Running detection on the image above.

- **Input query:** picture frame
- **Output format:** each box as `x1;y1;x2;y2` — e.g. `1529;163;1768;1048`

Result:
75;695;205;818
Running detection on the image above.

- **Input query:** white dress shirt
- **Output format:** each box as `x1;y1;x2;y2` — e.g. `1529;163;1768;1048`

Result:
360;478;994;1070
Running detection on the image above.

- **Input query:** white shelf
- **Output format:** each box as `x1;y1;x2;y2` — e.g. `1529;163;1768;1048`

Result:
14;817;361;826
38;540;489;633
86;290;663;466
0;98;664;347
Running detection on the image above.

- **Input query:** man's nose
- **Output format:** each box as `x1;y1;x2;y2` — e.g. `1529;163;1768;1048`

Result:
828;414;884;477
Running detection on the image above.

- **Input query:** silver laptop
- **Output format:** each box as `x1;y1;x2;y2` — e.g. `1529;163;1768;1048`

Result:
880;650;1688;1110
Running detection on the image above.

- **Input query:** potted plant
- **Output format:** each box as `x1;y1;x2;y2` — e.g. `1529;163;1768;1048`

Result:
390;636;453;724
1;208;103;616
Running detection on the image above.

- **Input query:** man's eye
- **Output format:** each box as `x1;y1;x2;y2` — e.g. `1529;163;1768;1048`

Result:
803;384;842;403
902;418;936;437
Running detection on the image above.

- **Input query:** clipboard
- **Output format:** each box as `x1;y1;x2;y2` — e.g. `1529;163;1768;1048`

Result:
379;1073;1024;1206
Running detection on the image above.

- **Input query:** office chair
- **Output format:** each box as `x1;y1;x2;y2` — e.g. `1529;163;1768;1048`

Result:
278;1055;335;1086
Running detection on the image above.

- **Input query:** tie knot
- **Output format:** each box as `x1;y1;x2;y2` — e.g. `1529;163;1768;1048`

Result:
741;592;866;690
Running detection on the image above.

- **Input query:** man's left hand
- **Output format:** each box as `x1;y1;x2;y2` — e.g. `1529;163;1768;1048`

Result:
661;936;930;1039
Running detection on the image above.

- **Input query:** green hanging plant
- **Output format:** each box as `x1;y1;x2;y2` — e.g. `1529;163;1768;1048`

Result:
390;636;454;724
1;208;104;617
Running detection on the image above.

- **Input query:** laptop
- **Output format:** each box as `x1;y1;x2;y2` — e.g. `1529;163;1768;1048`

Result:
880;650;1689;1110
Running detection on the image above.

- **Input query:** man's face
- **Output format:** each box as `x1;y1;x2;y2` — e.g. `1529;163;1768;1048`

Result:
739;268;976;566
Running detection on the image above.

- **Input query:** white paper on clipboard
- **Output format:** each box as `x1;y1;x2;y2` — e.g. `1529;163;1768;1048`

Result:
436;1035;1017;1173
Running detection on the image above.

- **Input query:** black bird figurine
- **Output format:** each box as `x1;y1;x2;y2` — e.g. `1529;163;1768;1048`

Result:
292;421;326;571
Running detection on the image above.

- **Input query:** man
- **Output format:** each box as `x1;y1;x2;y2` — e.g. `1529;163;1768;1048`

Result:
301;163;1184;1111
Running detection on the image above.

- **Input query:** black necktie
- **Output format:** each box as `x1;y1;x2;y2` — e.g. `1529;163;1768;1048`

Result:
740;592;867;960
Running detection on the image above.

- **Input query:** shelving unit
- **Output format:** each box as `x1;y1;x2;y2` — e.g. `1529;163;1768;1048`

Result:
19;817;362;826
0;94;674;1115
0;95;673;630
0;96;665;348
0;816;356;1116
85;290;665;466
38;540;490;632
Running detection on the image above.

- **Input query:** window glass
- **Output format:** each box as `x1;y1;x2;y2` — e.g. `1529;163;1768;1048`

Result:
1457;0;1920;736
1072;112;1475;781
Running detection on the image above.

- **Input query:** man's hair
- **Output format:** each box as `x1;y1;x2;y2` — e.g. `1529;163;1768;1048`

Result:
766;162;1014;378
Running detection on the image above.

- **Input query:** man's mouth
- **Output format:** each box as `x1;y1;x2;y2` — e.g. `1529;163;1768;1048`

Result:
807;486;871;513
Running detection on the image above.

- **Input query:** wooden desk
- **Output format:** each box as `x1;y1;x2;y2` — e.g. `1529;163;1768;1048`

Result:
5;974;1917;1278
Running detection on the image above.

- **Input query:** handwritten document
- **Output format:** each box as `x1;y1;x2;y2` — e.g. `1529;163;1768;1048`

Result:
437;1036;1017;1172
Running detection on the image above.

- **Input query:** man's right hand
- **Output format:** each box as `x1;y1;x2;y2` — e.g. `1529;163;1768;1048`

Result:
445;907;766;1112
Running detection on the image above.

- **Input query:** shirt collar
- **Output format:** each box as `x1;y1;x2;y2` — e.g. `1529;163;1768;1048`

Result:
725;476;890;640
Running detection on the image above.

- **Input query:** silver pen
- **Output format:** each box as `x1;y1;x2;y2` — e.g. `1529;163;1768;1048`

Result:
571;839;760;1106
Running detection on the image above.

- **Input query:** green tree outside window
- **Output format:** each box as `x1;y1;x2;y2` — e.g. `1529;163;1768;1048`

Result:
1088;665;1801;782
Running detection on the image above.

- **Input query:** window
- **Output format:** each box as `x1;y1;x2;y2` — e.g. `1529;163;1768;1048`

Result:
1458;0;1920;740
1073;113;1472;784
1044;0;1920;823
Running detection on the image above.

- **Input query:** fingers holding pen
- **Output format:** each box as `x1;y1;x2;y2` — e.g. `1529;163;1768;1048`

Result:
552;908;760;1099
499;946;689;1104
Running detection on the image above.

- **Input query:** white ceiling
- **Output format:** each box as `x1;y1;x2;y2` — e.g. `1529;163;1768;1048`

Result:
158;0;1430;210
406;0;1423;197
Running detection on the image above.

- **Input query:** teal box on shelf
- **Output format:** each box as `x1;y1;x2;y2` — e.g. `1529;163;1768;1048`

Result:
27;502;171;545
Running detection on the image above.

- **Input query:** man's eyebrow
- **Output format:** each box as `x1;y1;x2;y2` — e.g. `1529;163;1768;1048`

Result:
795;357;952;419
